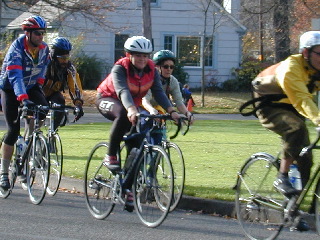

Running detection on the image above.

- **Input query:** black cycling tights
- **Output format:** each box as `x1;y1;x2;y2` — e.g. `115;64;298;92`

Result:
1;86;48;146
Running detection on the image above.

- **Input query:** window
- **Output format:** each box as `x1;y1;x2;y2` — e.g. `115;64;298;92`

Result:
176;36;213;67
164;35;173;51
114;34;129;62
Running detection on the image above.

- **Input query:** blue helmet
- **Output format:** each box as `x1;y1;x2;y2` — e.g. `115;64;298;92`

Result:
51;37;72;51
21;15;47;31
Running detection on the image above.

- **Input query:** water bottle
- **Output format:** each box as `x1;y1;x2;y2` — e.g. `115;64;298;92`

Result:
16;135;26;157
289;164;302;190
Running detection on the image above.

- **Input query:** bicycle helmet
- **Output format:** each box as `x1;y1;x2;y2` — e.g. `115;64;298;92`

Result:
153;50;176;65
21;15;47;31
124;36;153;54
51;37;72;51
299;31;320;52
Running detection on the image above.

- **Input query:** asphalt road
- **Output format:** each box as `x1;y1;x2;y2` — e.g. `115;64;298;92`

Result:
0;185;317;240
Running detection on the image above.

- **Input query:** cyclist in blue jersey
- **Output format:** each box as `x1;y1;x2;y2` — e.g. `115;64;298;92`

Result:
0;15;49;190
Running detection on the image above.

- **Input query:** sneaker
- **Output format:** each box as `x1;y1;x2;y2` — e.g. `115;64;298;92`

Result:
0;173;10;190
102;155;120;171
290;218;310;232
124;190;134;212
273;176;299;197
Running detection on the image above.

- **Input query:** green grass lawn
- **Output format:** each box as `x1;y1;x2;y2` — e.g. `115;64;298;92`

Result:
1;118;317;208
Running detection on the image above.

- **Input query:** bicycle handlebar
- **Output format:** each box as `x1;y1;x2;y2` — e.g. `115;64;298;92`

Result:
124;113;190;141
299;127;320;157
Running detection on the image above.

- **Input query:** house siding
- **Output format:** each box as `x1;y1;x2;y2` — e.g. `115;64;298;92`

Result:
5;0;245;89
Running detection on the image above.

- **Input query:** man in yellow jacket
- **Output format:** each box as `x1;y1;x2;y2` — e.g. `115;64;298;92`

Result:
255;32;320;231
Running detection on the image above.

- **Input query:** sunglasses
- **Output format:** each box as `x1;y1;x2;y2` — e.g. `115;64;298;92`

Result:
56;55;70;60
33;30;46;36
162;65;175;69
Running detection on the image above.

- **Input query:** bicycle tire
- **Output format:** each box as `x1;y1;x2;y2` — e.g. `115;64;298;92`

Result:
164;142;185;212
84;142;115;219
26;134;50;205
133;145;174;228
47;133;63;196
235;153;285;240
315;179;320;235
0;133;15;198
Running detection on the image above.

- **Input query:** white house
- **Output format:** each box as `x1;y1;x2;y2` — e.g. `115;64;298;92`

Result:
4;0;246;88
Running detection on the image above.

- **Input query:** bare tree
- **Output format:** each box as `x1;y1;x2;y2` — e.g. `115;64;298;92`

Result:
1;0;128;30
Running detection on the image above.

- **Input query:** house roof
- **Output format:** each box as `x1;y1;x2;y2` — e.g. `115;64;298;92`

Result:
6;0;66;30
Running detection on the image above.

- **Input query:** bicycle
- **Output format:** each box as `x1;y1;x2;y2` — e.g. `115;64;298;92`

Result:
44;102;76;196
145;114;190;212
84;113;181;228
0;105;50;205
234;126;320;240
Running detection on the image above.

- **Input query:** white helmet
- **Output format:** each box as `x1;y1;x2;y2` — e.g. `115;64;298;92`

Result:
299;31;320;52
124;36;153;54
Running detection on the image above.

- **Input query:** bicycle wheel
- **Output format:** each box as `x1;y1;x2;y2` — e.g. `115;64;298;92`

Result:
133;145;174;228
47;133;63;196
235;153;285;240
315;180;320;235
84;142;115;219
164;142;185;212
0;133;15;198
26;134;50;205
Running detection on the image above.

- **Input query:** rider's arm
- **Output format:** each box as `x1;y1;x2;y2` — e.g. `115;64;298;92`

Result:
67;64;84;106
142;90;158;115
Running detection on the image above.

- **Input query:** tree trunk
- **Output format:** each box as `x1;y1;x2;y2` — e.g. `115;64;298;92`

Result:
273;0;290;62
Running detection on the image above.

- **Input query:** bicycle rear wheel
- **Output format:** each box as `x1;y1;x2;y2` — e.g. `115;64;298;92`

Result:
26;134;50;205
47;133;63;196
165;142;185;212
84;142;115;219
133;145;173;228
235;153;285;240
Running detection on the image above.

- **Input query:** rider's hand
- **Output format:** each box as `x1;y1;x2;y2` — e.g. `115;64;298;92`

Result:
170;111;180;123
185;111;195;124
127;106;138;126
22;99;35;109
149;108;158;115
74;105;84;122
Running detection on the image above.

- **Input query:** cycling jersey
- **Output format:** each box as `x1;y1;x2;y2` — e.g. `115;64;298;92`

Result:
0;35;49;101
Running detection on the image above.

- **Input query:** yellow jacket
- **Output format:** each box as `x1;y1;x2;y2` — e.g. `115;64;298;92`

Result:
276;54;320;125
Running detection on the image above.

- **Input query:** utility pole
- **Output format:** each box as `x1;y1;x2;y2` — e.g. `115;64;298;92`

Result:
142;0;152;41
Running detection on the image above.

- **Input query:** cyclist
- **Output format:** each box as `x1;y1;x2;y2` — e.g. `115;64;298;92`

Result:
0;16;50;190
96;36;180;209
254;31;320;215
142;50;194;144
43;37;84;129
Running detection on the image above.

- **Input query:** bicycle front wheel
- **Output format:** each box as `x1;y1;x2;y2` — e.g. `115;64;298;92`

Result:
164;142;185;212
47;133;63;196
84;142;115;219
26;134;50;205
133;145;174;228
235;153;285;240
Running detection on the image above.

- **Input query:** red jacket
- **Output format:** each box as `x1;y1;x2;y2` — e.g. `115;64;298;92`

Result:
97;57;155;106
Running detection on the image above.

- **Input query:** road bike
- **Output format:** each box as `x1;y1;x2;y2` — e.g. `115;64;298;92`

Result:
84;113;181;227
0;105;50;205
145;114;190;211
234;127;320;240
44;102;76;196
